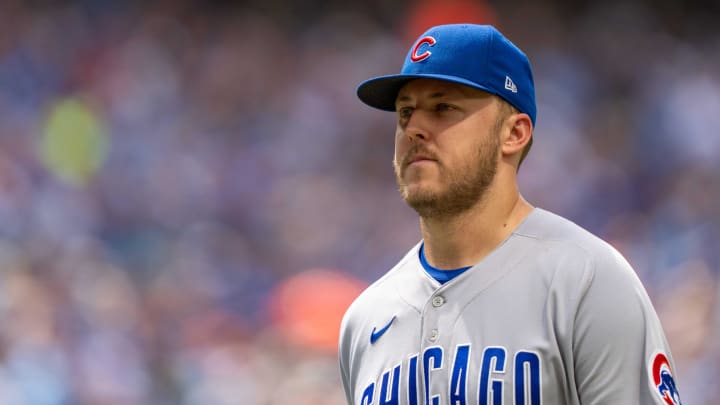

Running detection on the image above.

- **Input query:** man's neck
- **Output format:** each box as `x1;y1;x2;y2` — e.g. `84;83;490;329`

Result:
419;188;533;270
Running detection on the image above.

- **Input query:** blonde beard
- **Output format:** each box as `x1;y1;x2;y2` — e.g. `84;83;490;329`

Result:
394;132;499;219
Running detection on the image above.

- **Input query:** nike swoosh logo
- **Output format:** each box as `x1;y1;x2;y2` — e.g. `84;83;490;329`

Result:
370;316;396;344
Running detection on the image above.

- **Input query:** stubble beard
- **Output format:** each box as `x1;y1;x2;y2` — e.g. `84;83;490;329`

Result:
394;133;499;220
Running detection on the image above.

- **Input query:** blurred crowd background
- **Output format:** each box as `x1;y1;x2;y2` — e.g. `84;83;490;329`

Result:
0;0;718;403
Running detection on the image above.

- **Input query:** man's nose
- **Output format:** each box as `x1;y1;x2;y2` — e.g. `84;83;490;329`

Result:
402;112;431;142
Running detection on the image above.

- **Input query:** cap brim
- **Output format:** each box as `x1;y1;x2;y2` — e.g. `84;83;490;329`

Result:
357;74;495;111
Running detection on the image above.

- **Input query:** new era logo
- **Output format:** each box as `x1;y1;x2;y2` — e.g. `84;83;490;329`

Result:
505;76;518;93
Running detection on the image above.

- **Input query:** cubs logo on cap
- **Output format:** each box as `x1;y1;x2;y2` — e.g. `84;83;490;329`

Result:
357;23;537;125
650;352;682;405
410;36;436;62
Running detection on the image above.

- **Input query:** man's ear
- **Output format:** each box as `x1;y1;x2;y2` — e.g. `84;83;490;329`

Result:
501;113;533;158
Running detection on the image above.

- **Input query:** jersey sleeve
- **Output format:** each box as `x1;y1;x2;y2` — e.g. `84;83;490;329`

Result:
339;308;356;405
572;246;682;404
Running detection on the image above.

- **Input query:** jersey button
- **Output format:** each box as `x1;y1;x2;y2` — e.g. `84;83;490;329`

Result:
432;296;445;307
429;329;439;342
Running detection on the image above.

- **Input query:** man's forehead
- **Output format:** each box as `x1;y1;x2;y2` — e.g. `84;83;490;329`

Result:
396;79;491;102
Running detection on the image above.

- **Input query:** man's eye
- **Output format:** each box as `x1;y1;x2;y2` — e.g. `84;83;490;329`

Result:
436;103;454;112
398;107;413;119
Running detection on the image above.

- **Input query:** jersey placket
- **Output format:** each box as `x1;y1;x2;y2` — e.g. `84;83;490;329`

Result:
418;285;453;403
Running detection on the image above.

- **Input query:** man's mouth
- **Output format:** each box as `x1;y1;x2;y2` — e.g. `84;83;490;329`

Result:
404;151;437;167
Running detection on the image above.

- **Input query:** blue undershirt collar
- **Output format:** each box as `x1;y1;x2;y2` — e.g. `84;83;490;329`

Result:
419;243;472;284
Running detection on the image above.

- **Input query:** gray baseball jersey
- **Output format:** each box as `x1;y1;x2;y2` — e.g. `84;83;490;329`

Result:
339;208;681;405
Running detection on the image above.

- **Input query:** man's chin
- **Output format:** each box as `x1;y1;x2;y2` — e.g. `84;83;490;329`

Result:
400;183;437;202
400;184;485;219
401;188;442;214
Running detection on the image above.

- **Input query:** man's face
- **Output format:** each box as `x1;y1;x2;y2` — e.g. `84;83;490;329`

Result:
393;79;503;219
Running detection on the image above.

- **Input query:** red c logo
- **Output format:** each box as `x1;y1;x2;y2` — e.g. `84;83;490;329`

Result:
410;36;436;62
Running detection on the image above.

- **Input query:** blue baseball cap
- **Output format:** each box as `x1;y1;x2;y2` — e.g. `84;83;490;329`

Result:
357;24;536;125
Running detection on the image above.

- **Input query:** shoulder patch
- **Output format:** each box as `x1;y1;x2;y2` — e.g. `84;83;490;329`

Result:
650;352;682;405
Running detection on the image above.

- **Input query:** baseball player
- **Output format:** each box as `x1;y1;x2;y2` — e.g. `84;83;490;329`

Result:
339;24;681;405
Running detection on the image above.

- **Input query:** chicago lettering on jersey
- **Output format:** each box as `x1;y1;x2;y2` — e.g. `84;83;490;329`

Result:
360;345;541;405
